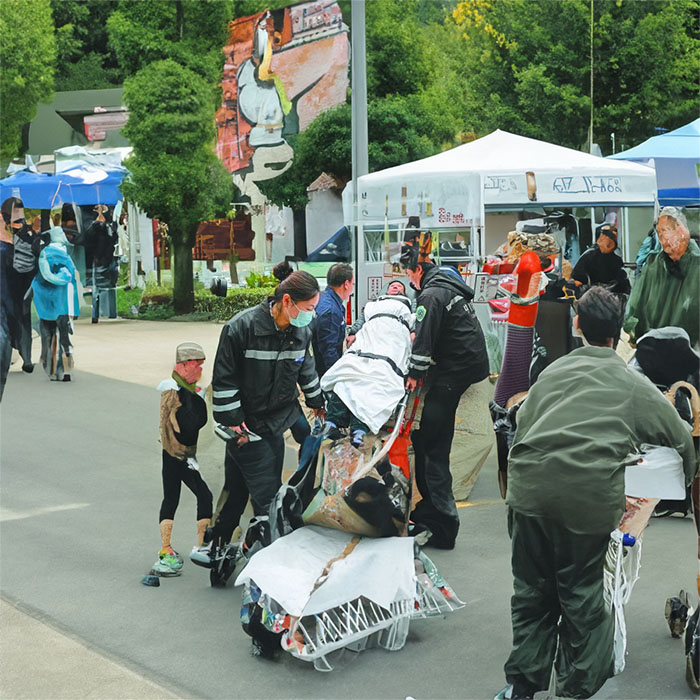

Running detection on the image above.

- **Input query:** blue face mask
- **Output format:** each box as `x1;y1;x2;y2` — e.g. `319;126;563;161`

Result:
290;301;314;328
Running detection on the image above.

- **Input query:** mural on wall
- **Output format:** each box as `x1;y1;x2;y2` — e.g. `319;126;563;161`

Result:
216;0;349;197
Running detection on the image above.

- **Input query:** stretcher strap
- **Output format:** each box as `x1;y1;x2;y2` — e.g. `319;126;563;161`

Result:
347;350;404;378
365;313;411;333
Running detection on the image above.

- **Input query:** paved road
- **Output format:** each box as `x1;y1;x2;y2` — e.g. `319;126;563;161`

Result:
0;320;696;699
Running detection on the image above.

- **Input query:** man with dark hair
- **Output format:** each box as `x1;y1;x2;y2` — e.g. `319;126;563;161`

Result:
401;246;489;549
498;285;696;700
312;262;354;377
1;197;47;373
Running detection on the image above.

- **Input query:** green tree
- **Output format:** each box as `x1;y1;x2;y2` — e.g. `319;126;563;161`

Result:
121;60;233;314
594;0;699;152
51;0;122;91
107;0;234;86
258;93;455;211
0;0;56;162
451;0;699;152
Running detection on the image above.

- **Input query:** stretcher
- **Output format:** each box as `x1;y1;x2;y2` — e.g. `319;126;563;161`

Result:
234;390;465;670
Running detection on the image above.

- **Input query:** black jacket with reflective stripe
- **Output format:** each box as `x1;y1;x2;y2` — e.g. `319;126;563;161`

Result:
212;302;323;435
409;266;489;386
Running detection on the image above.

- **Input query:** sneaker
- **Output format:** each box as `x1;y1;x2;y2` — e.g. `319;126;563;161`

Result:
62;374;71;382
159;550;183;571
21;363;34;373
150;559;181;577
494;685;513;700
190;544;213;568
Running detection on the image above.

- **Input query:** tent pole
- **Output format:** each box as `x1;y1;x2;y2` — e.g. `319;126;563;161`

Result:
351;0;368;321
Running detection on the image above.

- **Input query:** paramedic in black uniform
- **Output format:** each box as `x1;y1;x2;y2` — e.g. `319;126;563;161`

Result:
402;245;489;549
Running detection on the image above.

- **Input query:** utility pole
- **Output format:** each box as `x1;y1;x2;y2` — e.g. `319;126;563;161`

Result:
589;0;594;153
351;0;368;316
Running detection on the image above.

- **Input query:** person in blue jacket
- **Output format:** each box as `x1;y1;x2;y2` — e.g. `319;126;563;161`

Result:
32;226;80;382
311;263;354;378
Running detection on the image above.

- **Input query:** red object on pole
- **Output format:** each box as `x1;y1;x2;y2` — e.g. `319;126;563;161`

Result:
508;251;542;328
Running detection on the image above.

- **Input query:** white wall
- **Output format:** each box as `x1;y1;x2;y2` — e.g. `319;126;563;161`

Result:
305;189;344;253
265;204;295;263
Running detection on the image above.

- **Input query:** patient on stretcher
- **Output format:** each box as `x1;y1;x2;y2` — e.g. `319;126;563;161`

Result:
320;295;414;447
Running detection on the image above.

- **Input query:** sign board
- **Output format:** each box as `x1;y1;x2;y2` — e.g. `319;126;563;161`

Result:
472;272;503;303
367;275;383;299
83;112;129;142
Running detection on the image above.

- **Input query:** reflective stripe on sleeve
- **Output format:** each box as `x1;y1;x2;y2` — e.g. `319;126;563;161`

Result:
213;389;238;398
244;349;307;361
213;400;241;411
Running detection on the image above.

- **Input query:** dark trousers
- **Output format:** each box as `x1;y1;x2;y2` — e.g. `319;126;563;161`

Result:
39;317;72;380
91;261;118;320
326;391;370;434
0;322;12;401
9;269;33;366
212;433;285;544
159;451;213;522
410;381;467;549
505;510;614;699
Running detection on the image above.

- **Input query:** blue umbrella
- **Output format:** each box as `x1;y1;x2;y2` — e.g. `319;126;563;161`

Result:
0;166;125;208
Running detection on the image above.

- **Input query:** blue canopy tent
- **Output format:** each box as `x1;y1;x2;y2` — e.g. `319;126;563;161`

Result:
306;226;351;262
0;166;125;208
609;119;700;207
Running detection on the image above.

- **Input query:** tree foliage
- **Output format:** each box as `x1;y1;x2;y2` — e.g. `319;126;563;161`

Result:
0;0;56;161
107;0;234;86
51;0;122;90
451;0;700;152
121;60;233;313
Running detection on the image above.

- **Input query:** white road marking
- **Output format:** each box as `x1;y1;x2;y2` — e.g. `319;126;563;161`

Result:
0;503;90;522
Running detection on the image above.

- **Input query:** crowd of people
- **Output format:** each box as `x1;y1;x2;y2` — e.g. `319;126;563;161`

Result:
0;197;121;399
2;191;696;696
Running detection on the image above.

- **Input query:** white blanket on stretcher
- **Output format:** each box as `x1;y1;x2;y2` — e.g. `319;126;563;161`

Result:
235;526;416;616
320;297;412;433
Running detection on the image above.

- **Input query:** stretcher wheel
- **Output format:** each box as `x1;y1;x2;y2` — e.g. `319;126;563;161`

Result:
210;569;226;588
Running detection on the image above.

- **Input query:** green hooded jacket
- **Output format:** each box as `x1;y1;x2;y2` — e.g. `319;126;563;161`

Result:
506;346;696;535
624;240;700;346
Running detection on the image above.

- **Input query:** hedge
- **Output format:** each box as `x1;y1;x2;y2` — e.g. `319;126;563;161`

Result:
122;283;277;322
193;287;276;322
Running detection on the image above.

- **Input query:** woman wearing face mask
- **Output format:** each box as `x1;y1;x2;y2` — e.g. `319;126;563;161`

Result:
206;261;324;551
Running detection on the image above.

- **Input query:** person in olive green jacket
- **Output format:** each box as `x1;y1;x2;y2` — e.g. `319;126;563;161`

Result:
625;206;699;347
498;286;696;700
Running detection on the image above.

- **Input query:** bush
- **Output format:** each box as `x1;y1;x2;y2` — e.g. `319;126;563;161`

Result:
131;281;275;322
194;287;276;322
245;271;278;288
116;286;144;318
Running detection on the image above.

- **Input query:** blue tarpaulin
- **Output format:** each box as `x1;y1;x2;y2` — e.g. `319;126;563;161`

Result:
609;119;700;207
306;226;351;262
0;166;125;208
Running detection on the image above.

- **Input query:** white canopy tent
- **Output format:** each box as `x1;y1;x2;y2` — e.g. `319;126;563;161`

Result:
344;129;657;237
343;130;657;306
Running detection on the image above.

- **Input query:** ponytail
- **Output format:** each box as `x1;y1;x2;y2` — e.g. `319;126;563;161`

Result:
271;261;319;303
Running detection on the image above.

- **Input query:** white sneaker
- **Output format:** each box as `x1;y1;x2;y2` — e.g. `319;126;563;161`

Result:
151;559;181;577
190;544;212;568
